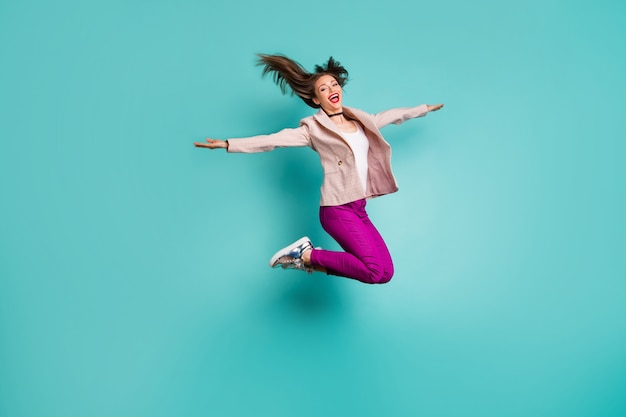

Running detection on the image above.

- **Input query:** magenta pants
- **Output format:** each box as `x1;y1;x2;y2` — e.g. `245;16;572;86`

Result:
309;199;394;284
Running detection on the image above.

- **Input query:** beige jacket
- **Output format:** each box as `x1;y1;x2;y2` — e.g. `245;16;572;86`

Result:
227;104;429;206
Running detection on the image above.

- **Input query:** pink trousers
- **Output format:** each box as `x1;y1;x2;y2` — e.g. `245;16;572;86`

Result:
309;199;394;284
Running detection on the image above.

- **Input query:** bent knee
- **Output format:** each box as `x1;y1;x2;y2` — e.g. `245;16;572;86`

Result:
366;268;394;284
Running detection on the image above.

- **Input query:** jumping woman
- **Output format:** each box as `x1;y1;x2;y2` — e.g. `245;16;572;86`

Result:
194;54;443;284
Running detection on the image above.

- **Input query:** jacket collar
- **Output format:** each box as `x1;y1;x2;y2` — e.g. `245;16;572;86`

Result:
313;106;363;136
314;108;340;135
313;106;380;139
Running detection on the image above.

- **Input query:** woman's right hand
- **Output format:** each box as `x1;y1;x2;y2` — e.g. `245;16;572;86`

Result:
193;138;228;149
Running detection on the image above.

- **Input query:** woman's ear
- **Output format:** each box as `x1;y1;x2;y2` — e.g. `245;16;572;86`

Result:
312;96;320;106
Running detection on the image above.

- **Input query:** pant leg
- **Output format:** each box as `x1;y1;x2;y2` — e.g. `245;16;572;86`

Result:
310;199;394;284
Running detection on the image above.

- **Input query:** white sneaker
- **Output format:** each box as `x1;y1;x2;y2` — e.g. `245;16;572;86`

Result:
269;236;314;273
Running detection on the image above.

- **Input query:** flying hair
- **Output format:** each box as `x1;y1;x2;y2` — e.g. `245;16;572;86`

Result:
257;54;349;108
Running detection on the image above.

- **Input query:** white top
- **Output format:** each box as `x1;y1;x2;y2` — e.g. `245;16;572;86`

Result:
341;124;370;192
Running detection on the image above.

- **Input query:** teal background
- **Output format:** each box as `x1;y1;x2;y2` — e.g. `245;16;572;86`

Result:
1;0;625;416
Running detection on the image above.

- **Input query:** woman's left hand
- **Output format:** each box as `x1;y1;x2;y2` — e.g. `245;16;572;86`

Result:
427;104;444;112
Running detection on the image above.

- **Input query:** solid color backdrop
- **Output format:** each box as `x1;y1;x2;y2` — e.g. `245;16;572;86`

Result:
1;0;624;416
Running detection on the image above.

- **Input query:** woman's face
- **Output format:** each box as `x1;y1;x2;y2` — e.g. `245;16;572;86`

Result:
313;74;342;113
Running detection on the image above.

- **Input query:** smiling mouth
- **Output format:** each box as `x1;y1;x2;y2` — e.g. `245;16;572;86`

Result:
329;93;340;103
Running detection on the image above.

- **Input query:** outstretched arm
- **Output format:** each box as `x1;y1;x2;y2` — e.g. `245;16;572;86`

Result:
371;103;444;128
194;126;311;154
194;138;228;150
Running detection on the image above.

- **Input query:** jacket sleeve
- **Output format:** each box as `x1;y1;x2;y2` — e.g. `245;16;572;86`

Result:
371;105;429;129
226;125;311;153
